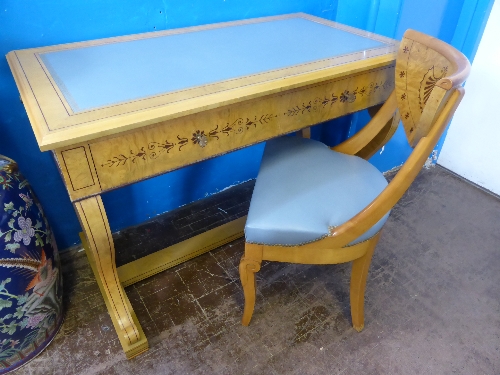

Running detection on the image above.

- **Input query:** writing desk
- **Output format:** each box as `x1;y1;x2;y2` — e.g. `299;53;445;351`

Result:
7;13;397;358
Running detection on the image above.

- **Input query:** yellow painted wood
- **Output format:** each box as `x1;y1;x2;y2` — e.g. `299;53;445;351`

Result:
332;91;398;155
117;216;246;287
395;29;470;146
329;88;465;247
412;86;449;144
240;243;263;326
7;13;397;151
53;146;102;198
7;14;401;358
350;233;379;331
299;127;311;138
261;239;371;265
76;198;148;359
57;147;95;191
51;66;394;201
355;108;400;160
239;29;471;333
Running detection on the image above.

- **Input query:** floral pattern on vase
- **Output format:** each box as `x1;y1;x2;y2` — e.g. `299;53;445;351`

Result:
0;156;63;373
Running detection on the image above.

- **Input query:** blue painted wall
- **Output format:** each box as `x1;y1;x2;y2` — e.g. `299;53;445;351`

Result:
0;0;493;250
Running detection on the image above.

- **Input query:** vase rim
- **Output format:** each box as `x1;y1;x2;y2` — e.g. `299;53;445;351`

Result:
0;155;18;173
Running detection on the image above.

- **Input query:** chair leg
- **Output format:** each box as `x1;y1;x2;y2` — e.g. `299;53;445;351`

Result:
239;243;263;326
350;234;380;332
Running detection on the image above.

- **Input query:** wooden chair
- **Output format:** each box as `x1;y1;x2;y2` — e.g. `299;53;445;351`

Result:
239;29;470;330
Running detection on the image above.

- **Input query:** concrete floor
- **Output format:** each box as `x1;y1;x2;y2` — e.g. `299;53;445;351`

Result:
13;166;500;374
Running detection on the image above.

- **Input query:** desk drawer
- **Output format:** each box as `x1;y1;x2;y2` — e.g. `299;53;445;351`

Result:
54;65;394;201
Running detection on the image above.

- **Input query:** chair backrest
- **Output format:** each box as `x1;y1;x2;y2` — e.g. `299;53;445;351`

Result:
395;29;470;147
327;29;470;247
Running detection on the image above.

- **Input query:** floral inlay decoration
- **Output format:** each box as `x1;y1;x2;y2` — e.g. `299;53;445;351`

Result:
101;77;393;168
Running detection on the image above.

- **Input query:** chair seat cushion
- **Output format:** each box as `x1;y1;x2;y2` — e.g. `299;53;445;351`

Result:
245;136;390;246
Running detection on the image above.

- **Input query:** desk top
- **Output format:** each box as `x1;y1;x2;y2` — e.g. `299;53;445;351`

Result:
7;13;397;151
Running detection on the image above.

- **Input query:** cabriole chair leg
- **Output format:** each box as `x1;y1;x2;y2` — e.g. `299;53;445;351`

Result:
239;256;261;326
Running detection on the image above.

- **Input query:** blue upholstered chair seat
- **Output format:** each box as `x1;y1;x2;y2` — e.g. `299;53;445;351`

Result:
245;137;390;246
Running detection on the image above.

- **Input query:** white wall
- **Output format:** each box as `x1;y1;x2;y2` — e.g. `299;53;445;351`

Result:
438;0;500;195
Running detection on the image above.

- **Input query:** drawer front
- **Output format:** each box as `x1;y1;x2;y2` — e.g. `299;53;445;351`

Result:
55;64;394;201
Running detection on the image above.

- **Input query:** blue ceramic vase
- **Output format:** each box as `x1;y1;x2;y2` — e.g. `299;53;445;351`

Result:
0;156;63;373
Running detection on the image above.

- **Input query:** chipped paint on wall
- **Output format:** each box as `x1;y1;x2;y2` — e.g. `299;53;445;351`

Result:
424;149;439;169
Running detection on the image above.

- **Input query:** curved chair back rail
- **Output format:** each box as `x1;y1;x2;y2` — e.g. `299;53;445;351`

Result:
329;87;464;247
326;28;470;248
239;29;470;328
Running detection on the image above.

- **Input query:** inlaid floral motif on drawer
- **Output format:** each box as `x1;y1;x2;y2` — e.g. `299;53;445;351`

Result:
100;77;394;169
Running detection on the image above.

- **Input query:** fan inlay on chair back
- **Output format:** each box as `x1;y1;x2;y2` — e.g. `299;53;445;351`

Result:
395;30;470;146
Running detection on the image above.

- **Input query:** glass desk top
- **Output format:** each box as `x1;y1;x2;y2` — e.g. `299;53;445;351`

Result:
40;16;393;112
7;13;397;150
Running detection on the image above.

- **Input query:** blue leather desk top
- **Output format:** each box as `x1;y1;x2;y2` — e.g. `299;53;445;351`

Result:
40;16;393;112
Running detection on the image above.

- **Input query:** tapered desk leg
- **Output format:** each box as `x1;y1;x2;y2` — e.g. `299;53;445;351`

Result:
74;196;148;359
